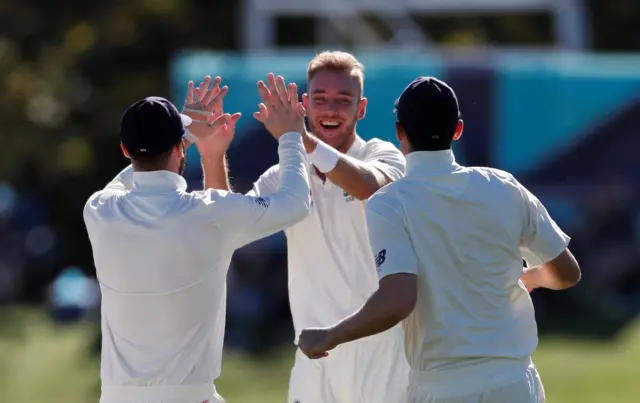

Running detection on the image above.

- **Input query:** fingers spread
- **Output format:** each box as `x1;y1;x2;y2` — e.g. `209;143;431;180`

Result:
198;76;211;102
288;83;298;108
209;85;228;111
253;103;268;122
209;113;231;131
296;102;307;118
275;75;288;104
194;87;201;103
257;81;274;111
186;81;195;104
227;112;242;131
266;73;282;106
203;76;222;105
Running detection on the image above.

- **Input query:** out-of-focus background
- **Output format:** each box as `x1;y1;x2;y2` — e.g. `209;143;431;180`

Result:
0;0;639;402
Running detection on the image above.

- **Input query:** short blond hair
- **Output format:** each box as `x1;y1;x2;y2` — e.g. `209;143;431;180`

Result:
307;51;365;95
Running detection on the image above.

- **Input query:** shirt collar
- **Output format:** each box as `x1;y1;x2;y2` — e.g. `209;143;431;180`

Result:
132;170;187;192
346;134;366;157
406;149;458;175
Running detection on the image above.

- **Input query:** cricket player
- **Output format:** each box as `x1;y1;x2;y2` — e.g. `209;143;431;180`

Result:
298;77;582;403
248;53;409;402
83;76;311;403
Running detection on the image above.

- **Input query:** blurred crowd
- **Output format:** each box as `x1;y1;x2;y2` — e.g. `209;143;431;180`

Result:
1;0;640;354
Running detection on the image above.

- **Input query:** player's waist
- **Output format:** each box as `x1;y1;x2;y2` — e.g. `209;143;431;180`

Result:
409;356;534;395
101;383;216;401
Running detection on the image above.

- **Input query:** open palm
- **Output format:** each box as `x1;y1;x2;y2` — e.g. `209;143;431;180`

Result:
182;75;241;156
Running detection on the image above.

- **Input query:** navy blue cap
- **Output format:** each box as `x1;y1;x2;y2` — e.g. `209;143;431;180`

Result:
120;96;192;157
394;77;460;144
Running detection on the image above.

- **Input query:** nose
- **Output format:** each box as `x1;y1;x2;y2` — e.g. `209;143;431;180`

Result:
324;105;339;115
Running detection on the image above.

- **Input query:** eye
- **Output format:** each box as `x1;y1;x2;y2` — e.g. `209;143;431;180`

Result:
313;97;326;104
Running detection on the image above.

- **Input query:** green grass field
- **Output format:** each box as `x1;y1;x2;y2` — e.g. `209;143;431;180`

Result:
1;307;638;403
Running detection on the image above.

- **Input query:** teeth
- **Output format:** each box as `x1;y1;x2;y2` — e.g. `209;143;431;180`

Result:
320;121;340;127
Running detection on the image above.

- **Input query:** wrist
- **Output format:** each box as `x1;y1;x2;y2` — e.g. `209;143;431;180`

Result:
301;131;318;153
327;323;347;349
184;130;199;145
308;139;340;173
199;150;226;161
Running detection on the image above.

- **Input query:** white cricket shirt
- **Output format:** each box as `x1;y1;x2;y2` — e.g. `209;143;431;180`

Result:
366;150;570;376
83;133;310;396
250;136;406;341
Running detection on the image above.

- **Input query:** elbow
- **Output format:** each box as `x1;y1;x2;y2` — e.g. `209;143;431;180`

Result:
294;198;312;222
558;262;582;289
287;193;311;224
394;290;417;321
381;274;418;322
546;249;582;290
352;183;382;201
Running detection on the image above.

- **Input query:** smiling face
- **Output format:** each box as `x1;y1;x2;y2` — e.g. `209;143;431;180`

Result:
303;69;367;152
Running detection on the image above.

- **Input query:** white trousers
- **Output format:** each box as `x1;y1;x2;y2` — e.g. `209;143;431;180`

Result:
288;325;409;403
100;383;225;403
407;359;545;403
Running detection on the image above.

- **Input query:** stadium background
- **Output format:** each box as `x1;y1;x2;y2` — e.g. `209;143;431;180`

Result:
0;1;639;402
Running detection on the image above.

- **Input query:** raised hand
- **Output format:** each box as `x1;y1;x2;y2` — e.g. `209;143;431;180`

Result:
253;73;306;139
183;76;241;156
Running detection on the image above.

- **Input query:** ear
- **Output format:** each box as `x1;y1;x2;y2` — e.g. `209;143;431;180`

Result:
175;141;186;157
453;119;464;141
395;121;406;143
120;143;131;159
302;93;309;109
357;97;367;120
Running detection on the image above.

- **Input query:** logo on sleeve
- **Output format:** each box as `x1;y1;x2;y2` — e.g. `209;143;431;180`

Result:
343;191;355;203
250;196;270;209
374;249;386;272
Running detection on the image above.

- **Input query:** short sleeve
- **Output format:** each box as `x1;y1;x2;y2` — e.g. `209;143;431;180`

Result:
366;191;418;280
363;139;406;181
519;185;571;267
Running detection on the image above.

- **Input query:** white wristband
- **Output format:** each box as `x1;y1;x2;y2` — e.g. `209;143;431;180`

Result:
308;140;340;173
184;130;199;144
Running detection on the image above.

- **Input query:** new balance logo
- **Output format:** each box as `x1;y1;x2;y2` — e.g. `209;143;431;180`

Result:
250;196;270;208
343;191;355;203
374;249;386;272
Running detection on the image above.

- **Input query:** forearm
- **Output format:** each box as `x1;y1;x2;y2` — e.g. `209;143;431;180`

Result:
304;133;386;200
232;132;310;248
329;287;407;346
523;264;580;291
200;153;231;191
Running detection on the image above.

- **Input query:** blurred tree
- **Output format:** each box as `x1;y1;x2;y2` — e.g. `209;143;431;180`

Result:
0;0;238;296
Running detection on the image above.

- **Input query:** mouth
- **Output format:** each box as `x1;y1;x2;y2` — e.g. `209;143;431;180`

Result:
318;120;342;131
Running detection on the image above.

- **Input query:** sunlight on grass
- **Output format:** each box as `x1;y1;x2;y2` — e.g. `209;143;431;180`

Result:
1;307;639;403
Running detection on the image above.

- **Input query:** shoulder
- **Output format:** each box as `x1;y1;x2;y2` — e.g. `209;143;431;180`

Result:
363;138;402;155
360;138;406;172
367;181;404;212
191;188;225;201
468;166;518;186
254;164;281;183
262;164;280;176
83;189;122;217
467;167;526;203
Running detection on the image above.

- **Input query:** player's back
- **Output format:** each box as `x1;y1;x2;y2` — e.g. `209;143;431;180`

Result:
84;181;235;387
383;153;538;372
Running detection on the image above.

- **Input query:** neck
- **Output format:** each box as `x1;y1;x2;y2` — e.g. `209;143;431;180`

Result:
131;163;177;173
